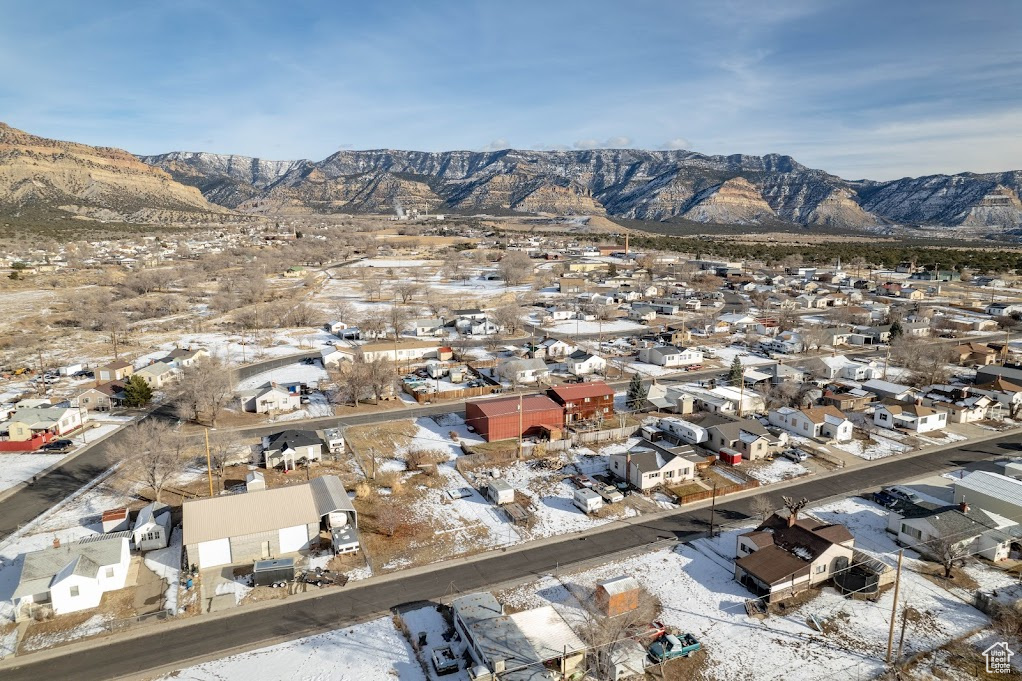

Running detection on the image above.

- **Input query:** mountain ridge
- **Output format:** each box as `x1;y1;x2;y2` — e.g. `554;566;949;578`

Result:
140;145;1022;231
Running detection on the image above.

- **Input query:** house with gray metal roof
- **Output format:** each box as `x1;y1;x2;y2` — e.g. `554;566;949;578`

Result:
887;498;1022;563
954;471;1022;524
12;534;130;620
183;475;357;570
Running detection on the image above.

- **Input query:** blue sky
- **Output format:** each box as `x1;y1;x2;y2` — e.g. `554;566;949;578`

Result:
1;0;1020;179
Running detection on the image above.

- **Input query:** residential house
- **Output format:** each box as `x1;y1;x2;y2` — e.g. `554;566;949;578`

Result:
411;318;446;337
703;415;784;461
888;499;1020;563
566;350;606;376
643;382;695;414
547;381;614;423
464;394;564;442
240;383;301;414
183;475;357;569
134;361;178;389
528;337;575;360
544;307;575;321
75;381;126;414
455;316;500;336
637;345;703;368
12;535;131;620
452;308;486;321
923;385;996;423
821;388;876;412
357;340;441;363
769;406;853;442
628;305;657;322
861;379;918;402
132;502;171;551
609;443;698;491
324;321;362;340
261;429;324;470
559;276;586;294
164;347;210;368
873;403;948;433
0;405;87;442
451;593;585;679
972;376;1022;416
96;360;134;384
497;357;550;385
734;511;855;603
954;342;998;366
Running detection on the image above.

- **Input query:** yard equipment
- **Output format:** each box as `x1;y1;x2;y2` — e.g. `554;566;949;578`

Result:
647;633;701;663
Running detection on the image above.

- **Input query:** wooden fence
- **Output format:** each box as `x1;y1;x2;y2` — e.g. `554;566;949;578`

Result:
402;382;498;404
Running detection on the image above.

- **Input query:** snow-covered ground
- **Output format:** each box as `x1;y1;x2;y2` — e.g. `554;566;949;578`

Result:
833;434;911;460
160;616;426;681
621;360;685;377
235;362;329;392
0;453;67;493
144;528;182;614
270;393;334;421
399;604;468;681
137;330;334;367
500;494;1000;681
744;458;810;484
541;319;645;334
711;345;777;368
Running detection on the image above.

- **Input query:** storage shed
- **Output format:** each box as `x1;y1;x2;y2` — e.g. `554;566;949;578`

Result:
131;502;171;551
595;575;641;617
102;508;130;534
486;479;515;505
573;488;604;514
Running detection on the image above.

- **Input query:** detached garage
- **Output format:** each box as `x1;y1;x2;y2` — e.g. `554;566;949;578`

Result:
183;475;357;570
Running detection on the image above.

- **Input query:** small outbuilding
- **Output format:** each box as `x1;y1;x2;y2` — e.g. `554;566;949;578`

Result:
101;508;130;534
595;575;641;617
131;502;171;551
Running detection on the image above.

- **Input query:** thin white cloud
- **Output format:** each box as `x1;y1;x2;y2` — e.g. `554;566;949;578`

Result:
658;138;692;150
573;136;633;150
479;138;510;152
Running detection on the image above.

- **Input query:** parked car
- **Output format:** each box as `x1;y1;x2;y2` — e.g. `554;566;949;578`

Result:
781;448;809;463
883;486;921;504
595;483;624;503
648;633;701;662
684;364;703;371
872;490;901;508
42;439;74;451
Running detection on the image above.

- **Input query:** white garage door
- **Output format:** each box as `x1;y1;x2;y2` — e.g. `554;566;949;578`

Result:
197;539;231;568
278;525;309;554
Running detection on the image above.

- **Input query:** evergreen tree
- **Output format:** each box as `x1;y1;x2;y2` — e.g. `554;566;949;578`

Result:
728;356;744;384
123;375;154;408
889;319;904;340
626;373;647;411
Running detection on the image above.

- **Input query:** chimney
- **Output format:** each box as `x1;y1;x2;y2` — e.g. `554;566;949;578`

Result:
787;511;797;528
625;450;632;486
52;536;60;549
959;497;969;514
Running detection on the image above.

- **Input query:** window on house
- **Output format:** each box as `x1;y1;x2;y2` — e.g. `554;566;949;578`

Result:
70;586;80;597
901;524;923;540
815;564;826;574
105;567;114;578
880;413;888;421
757;443;763;451
584;397;591;403
649;472;660;478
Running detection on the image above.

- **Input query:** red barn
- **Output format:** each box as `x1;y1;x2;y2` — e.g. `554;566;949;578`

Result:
546;381;615;424
464;395;564;442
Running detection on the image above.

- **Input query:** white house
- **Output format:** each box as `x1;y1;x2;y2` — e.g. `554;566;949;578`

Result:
132;502;171;551
411;318;446;337
637;345;703;368
497;358;550;385
13;535;131;620
873;403;947;433
530;338;575;359
455;317;500;336
239;383;301;414
888;500;1017;563
544;307;575;321
567;350;607;376
608;446;697;491
134;361;178;389
768;406;853;442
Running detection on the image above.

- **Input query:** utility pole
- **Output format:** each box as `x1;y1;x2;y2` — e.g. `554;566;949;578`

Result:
517;394;524;460
885;550;904;664
709;482;718;538
738;366;747;418
204;428;214;497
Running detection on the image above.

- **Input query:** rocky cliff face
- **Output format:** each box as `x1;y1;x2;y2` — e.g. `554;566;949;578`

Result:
144;145;1022;231
0;123;229;223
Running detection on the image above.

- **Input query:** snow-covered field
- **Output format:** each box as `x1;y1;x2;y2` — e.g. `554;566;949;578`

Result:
541;319;645;334
136;330;334;367
160;616;426;681
744;458;811;484
833;434;912;460
0;453;68;494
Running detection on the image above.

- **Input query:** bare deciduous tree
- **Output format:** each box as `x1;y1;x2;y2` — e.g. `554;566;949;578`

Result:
112;420;189;503
498;251;534;286
929;535;970;579
172;357;235;427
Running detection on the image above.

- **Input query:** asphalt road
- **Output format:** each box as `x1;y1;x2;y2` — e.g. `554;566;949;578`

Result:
2;431;1015;681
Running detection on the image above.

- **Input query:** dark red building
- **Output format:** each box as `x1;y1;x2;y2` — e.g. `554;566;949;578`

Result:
546;381;615;424
464;395;565;442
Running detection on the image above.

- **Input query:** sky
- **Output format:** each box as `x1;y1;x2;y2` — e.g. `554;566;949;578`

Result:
1;0;1020;180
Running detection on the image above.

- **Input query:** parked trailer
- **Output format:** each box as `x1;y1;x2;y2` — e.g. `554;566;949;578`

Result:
573;488;604;514
252;557;295;587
